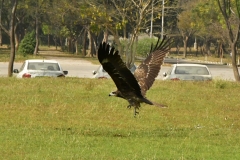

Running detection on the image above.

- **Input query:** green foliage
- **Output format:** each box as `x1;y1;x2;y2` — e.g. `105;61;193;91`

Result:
236;0;240;17
191;0;221;36
1;78;240;159
89;24;101;33
41;24;51;35
119;39;128;54
119;37;159;59
18;31;36;56
136;37;158;56
60;26;71;37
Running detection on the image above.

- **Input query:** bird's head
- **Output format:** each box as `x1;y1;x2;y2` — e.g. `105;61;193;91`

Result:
109;91;117;97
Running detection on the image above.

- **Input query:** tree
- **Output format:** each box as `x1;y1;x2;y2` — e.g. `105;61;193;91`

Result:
177;10;197;57
84;0;166;65
122;0;158;67
22;0;54;55
177;0;199;58
41;23;51;47
8;0;18;77
103;0;162;67
0;0;37;51
217;0;240;81
44;0;89;53
33;1;39;55
190;0;230;58
190;0;215;55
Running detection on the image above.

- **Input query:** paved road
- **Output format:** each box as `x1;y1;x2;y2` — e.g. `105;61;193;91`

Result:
0;57;236;81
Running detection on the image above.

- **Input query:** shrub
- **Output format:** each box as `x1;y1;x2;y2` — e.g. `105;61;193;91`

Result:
136;37;158;57
18;31;36;56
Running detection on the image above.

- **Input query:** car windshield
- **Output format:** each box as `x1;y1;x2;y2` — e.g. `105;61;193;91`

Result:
28;62;60;71
175;66;209;75
19;62;26;72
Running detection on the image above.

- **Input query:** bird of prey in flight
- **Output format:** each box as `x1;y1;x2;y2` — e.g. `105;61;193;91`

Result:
98;36;172;116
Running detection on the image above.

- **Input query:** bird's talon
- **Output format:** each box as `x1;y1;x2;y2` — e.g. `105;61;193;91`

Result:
134;107;139;116
134;111;139;117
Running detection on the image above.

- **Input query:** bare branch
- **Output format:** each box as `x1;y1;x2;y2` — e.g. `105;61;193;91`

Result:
0;23;9;36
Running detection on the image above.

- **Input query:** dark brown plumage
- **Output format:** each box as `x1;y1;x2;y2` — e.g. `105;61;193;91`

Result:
98;36;172;116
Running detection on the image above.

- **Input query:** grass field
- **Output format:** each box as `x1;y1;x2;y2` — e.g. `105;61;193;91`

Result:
0;47;44;62
168;51;234;65
0;78;240;159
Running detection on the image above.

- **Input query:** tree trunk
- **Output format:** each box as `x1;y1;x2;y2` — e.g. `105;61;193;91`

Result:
205;40;211;56
8;0;18;77
123;19;127;40
113;33;122;56
75;39;78;55
82;28;87;56
183;36;188;58
14;24;19;50
126;28;138;68
34;15;39;55
231;42;240;81
91;34;95;56
217;0;240;82
14;34;19;50
60;36;63;51
86;30;92;57
0;0;4;46
91;33;97;56
71;39;74;53
67;38;71;52
217;40;222;58
48;34;50;47
102;28;108;43
54;36;57;50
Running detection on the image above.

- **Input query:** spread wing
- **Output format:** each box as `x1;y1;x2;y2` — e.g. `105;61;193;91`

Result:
134;36;172;96
98;42;142;97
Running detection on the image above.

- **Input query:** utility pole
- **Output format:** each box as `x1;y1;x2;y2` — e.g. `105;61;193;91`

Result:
161;0;164;40
150;0;153;38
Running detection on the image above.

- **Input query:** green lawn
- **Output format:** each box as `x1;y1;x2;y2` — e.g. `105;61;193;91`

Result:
0;78;240;159
0;47;44;62
167;51;234;65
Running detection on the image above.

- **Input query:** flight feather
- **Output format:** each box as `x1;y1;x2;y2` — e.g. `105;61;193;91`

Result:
134;36;172;96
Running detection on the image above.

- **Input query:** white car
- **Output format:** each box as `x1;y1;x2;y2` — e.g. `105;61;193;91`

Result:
13;59;68;78
163;64;212;81
93;64;137;79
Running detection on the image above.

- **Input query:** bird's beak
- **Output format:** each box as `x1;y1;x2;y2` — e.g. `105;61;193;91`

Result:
109;92;116;96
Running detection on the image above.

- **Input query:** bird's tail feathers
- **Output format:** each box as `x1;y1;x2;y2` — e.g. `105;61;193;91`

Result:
152;101;168;108
141;97;154;105
141;98;168;108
